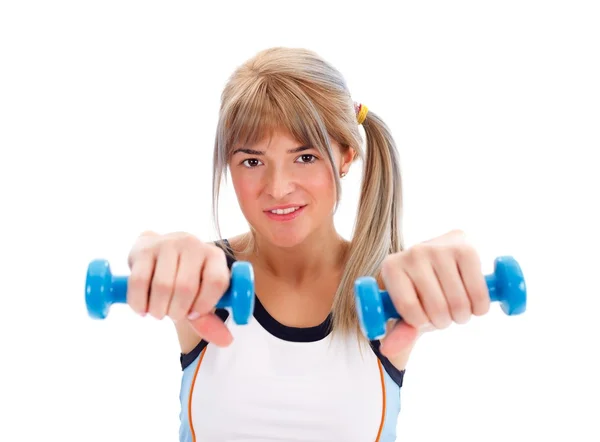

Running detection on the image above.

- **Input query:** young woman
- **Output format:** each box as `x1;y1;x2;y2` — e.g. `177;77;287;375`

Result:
125;47;491;441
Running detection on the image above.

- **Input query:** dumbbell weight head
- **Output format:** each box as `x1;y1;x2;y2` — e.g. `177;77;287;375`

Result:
354;276;388;340
227;261;255;325
490;256;527;316
85;259;118;320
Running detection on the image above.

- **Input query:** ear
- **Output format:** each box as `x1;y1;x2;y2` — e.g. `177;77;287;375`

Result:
339;147;356;176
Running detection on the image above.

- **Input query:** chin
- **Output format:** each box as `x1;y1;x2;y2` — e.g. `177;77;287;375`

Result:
250;221;311;249
265;229;310;248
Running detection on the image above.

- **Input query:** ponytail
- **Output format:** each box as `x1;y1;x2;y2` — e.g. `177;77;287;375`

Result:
331;108;404;339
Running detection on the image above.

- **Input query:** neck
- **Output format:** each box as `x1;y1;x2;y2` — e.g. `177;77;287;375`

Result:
247;224;349;285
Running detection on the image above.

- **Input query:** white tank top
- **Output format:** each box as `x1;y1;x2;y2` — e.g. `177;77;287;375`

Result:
177;241;404;441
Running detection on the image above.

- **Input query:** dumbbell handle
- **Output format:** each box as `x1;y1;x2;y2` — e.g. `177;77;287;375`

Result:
378;274;501;321
99;275;127;306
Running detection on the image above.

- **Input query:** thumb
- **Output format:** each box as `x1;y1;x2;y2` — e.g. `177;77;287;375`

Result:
187;312;233;347
379;321;419;358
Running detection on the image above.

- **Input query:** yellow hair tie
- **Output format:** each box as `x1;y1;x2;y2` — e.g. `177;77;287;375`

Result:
356;103;369;125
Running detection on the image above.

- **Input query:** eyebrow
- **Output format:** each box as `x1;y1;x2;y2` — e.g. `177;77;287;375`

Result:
232;145;312;155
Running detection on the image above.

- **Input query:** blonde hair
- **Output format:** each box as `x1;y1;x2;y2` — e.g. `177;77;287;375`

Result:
212;47;404;339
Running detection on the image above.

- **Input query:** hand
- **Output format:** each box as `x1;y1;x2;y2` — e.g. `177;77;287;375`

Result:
379;230;491;357
126;231;233;346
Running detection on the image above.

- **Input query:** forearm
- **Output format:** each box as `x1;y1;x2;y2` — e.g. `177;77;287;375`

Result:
385;325;433;370
385;338;416;370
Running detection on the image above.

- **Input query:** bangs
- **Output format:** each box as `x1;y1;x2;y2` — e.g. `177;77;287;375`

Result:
216;77;332;160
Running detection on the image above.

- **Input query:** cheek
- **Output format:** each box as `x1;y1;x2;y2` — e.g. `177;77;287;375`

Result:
310;173;333;193
231;172;265;223
304;166;336;203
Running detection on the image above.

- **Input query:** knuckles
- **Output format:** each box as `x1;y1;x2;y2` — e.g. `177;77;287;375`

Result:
388;240;479;269
210;273;230;293
380;254;398;280
151;278;174;296
171;232;203;250
206;243;227;260
174;281;197;299
153;232;205;255
393;295;420;315
446;295;469;314
127;273;149;293
453;242;478;262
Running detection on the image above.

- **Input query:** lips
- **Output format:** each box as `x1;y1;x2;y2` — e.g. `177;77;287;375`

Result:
267;206;302;215
263;204;306;213
263;204;307;221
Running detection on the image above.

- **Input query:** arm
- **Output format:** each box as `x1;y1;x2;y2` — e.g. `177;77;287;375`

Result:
176;320;204;354
384;337;417;371
381;325;432;370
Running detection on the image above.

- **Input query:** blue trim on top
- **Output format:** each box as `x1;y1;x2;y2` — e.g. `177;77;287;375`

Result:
179;353;201;442
379;366;402;441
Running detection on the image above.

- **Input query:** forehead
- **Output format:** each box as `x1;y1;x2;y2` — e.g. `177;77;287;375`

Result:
234;128;340;154
244;130;301;151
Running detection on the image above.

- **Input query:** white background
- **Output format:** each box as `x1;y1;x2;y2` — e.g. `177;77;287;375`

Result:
1;1;599;441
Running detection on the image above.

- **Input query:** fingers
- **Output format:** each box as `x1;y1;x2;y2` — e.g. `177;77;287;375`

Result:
168;247;205;322
381;235;491;339
381;260;429;329
431;252;472;325
147;244;179;319
127;251;155;316
408;261;452;329
125;232;236;350
189;246;230;318
185;247;233;348
455;245;490;317
383;253;453;330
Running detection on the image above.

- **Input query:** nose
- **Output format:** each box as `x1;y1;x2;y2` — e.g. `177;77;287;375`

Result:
265;166;295;200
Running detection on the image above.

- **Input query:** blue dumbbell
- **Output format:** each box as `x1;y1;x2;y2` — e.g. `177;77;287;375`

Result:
85;259;255;324
354;256;527;340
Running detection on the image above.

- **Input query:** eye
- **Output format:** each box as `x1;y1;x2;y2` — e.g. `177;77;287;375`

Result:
295;154;317;164
241;158;263;168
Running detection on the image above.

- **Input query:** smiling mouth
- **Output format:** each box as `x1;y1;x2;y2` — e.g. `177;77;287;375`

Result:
268;206;303;215
263;204;307;220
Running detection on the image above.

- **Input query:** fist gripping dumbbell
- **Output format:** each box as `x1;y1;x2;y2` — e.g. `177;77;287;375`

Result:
354;256;527;340
85;259;255;325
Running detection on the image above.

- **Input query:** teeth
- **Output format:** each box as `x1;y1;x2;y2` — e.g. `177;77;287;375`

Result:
270;206;300;215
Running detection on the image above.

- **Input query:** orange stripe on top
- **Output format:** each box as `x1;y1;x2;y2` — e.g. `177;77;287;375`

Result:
187;346;207;442
374;359;387;442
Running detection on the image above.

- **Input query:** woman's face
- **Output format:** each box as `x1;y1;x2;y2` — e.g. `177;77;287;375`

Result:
229;129;354;248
